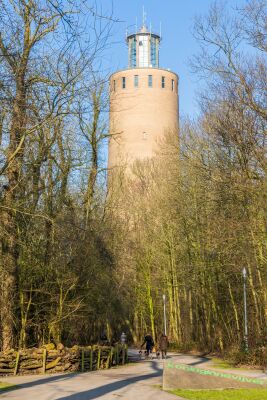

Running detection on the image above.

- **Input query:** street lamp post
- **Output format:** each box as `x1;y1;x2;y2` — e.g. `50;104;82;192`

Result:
242;267;248;352
163;294;167;335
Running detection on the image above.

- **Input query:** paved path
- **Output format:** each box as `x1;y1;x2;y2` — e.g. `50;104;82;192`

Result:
0;355;178;400
1;352;266;399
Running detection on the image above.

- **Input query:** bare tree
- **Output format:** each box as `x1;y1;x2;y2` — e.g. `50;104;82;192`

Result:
0;0;114;350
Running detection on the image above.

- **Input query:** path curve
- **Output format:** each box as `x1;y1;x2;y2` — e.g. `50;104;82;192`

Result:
0;352;178;400
2;351;265;399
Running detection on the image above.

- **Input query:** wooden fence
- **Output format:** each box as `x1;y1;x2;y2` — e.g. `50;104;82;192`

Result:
0;344;128;376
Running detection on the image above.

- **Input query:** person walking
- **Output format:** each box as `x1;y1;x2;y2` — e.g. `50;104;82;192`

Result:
100;331;109;346
159;333;168;359
120;332;127;344
141;333;154;357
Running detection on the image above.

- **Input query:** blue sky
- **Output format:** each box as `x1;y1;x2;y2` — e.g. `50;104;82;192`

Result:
101;0;247;117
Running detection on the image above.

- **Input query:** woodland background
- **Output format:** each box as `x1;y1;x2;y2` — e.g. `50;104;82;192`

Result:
0;0;266;365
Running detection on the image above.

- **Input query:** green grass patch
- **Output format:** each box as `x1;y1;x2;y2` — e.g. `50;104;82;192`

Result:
211;357;251;370
211;357;235;369
0;382;17;392
170;389;267;400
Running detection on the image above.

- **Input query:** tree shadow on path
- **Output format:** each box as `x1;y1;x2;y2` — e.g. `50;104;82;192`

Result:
0;373;80;394
188;356;210;366
57;361;162;400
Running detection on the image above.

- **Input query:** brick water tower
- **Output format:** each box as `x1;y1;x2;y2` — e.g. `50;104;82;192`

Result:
108;16;179;176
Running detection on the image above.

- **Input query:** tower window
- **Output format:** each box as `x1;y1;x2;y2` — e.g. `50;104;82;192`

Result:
134;75;139;88
148;75;153;87
113;80;116;91
122;77;126;89
129;37;137;68
172;79;174;91
143;132;148;140
162;76;165;88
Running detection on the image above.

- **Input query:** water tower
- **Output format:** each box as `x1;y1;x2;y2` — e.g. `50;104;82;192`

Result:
108;14;179;176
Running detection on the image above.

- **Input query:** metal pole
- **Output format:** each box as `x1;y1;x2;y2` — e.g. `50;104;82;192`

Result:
163;294;167;335
242;267;248;352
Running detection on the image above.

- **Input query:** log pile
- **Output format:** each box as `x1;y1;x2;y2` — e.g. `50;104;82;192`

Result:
0;343;128;376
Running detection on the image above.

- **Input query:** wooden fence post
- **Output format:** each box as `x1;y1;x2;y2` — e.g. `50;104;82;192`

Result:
110;347;114;367
97;348;101;370
116;344;119;365
106;348;111;369
14;351;20;376
90;347;93;371
125;345;128;363
122;345;125;365
42;348;47;374
81;349;85;372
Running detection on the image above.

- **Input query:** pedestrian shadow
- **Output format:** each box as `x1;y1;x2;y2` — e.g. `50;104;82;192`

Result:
57;361;162;400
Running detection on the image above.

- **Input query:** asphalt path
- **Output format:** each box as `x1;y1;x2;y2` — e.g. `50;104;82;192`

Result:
0;352;178;400
1;351;266;399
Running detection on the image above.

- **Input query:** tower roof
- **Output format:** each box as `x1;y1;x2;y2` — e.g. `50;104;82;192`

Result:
126;10;161;68
140;25;148;34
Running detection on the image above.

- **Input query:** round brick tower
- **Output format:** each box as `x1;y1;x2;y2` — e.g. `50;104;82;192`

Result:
108;21;179;175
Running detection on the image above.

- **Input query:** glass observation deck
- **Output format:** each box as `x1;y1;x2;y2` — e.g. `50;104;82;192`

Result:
127;25;161;68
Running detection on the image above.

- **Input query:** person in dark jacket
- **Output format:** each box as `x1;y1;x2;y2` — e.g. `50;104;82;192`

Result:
141;333;154;356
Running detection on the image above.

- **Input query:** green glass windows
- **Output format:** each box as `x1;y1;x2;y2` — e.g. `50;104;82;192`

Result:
129;38;137;68
150;37;157;67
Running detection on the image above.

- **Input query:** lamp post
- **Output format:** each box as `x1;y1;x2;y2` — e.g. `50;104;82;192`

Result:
163;294;167;335
242;267;248;352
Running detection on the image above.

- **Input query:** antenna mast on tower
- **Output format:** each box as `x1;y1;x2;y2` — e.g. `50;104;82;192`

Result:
142;5;147;28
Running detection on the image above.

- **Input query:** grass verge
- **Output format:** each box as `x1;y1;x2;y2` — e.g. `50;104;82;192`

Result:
170;389;267;400
211;357;235;369
0;382;17;392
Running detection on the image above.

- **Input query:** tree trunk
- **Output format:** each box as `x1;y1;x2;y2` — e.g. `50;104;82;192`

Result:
1;74;27;350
